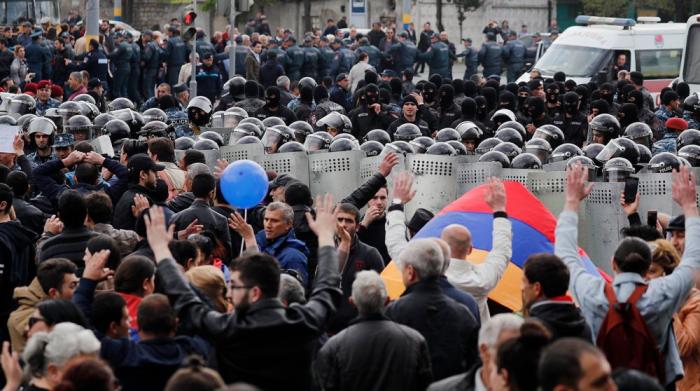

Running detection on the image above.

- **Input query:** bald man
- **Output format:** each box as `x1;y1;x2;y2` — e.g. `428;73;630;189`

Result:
440;179;512;321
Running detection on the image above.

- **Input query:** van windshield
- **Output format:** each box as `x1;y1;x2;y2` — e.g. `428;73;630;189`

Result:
683;25;700;84
534;44;609;78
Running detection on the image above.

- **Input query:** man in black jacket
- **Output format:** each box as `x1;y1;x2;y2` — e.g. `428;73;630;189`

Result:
253;86;298;125
5;171;44;236
143;194;342;390
386;238;479;381
316;270;432;390
522;253;592;341
328;203;385;333
113;154;163;230
170;173;232;258
341;152;399;264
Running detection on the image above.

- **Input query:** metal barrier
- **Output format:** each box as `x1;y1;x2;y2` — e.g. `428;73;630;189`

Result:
260;152;310;186
527;171;567;216
580;182;626;274
499;168;534;188
308;150;364;202
456;162;502;197
219;144;264;164
636;173;680;218
201;150;221;170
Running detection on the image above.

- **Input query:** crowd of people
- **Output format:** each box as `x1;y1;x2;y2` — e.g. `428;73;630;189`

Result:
0;9;698;391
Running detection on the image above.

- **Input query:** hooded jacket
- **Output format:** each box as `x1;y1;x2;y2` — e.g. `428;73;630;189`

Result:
256;228;310;283
8;278;46;352
528;297;593;342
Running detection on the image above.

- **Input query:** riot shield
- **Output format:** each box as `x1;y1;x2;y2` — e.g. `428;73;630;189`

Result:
405;154;458;216
219;143;264;164
527;171;567;216
499;168;536;189
200;149;221;170
456;162;503;198
580;182;626;274
201;127;235;146
260;152;310;186
308;150;363;202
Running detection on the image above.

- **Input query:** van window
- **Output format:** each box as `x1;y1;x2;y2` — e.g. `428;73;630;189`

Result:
534;44;609;78
635;49;682;79
683;25;700;84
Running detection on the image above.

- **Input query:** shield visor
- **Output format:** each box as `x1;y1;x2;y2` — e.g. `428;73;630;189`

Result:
212;112;242;128
8;100;29;116
532;128;555;145
524;146;550;164
605;169;630;183
303;134;327;152
66;126;97;142
261;129;282;153
595;140;624;163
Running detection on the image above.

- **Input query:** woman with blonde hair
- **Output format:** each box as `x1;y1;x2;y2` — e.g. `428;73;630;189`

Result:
186;265;229;313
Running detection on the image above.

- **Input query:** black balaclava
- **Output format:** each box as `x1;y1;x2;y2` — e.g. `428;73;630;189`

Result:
365;71;379;85
313;85;329;103
564;79;577;92
475;96;489;121
505;82;518;96
517;86;531;111
599;83;615;106
439;84;455;108
422;82;437;104
365;84;380;105
527;96;545;119
244;80;259;99
562;91;580;116
379;88;391;105
429;74;443;88
619;103;639;127
545;83;560;104
627;90;645;111
390;78;403;97
590;99;610;115
574;85;589;106
266;86;281;108
452;79;466;96
620;84;636;106
616;80;631;104
464;80;477;98
676;82;690;101
300;85;313;104
498;91;517;112
461;97;477;119
481;87;497;112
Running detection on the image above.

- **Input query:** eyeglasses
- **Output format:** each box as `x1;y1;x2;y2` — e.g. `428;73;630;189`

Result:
230;284;252;290
28;316;45;328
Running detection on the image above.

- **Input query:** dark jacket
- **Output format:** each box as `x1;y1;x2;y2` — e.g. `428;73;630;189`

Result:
0;221;37;314
341;173;391;263
328;237;385;333
12;197;45;236
260;59;285;88
315;314;433;391
256;229;310;283
113;185;153;230
438;276;480;325
528;298;593;342
254;105;298;125
38;227;98;270
350;105;393;141
427;363;481;391
193;63;223;103
157;245;343;389
167;191;195;213
171;199;232;257
33;158;128;205
386;278;479;381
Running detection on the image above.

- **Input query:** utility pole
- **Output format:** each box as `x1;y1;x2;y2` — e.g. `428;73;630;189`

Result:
114;0;122;21
86;0;99;53
229;0;237;78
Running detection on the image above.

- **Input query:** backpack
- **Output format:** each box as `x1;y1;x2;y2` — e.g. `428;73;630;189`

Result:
596;283;665;384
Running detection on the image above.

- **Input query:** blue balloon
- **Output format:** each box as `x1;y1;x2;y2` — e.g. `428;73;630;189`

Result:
220;160;269;209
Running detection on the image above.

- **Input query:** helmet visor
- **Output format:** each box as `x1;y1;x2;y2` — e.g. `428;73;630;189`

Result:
212;112;242;128
595;141;624;163
8;100;29;116
261;129;282;153
532;129;555;145
304;135;327;152
605;169;630;183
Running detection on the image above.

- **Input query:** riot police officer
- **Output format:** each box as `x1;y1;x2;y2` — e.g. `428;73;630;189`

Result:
683;93;700;130
318;36;336;79
107;31;133;99
552;92;588;147
27;117;57;167
284;36;305;82
479;32;503;78
301;36;321;81
25;30;46;82
389;32;418;75
141;30;161;100
164;27;188;87
502;32;525;83
457;38;478;80
127;32;142;106
419;33;451;80
355;37;383;72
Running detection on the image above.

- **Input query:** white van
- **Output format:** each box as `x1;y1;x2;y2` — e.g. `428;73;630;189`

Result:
680;14;700;93
518;16;685;97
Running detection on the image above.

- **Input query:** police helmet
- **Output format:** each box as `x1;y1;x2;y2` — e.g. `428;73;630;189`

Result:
8;94;36;117
384;141;415;155
603;157;635;182
239;117;266;135
329;138;360;152
677;129;700;149
589;113;621;142
583;143;605;162
140;121;171;138
494;127;524;148
237;135;263;146
490;108;516;124
65;115;94;140
447;140;468;155
304;132;333;151
497;121;526;139
493;142;522;162
187;96;213;126
532;124;565;149
456;121;484;141
108;97;136;111
524;138;552;164
566;156;598;170
199;131;225;147
174;137;196;150
409;136;435;154
17;114;36;132
143;108;168;123
94;113;116;129
299;77;317;90
425;142;457;156
27;117;57;136
193;138;220;151
478;150;511;168
289;121;314;143
261;126;293;153
73;94;96;105
476;137;503;154
0;115;17;125
104;119;130;144
394;123;422;141
332;133;358;144
364;129;392;145
511;153;543;169
360;140;384;157
678;145;700;167
435;128;460;142
624;122;653;148
683;93;700;115
278;141;307;153
648;152;681;174
550;143;583;163
262;116;285;128
637;144;652;165
596;138;640;166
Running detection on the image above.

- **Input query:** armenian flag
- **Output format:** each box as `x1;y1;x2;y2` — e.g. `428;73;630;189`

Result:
381;181;607;311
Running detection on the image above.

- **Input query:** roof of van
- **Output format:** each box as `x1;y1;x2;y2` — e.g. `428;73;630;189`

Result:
552;23;686;48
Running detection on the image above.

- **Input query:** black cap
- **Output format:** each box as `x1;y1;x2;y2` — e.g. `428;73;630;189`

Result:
174;83;189;94
88;78;102;89
335;73;348;82
127;153;165;174
269;174;298;190
667;214;685;232
407;208;434;232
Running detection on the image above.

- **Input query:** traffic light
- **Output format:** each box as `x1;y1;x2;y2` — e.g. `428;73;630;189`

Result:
183;11;197;26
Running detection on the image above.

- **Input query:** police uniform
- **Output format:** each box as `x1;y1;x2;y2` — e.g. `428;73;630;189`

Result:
479;40;503;78
301;44;322;80
552;112;588;148
107;36;133;98
503;38;526;82
285;41;306;82
141;35;161;99
420;40;451;80
165;33;188;87
128;36;142;105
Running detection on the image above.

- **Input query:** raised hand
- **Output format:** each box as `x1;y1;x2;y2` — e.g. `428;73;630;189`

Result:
43;215;63;235
131;194;150;218
378;152;399;177
483;177;506;213
672;165;699;217
565;163;593;211
144;206;175;263
176;219;203;240
392;171;416;205
82;249;113;281
306;194;337;246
